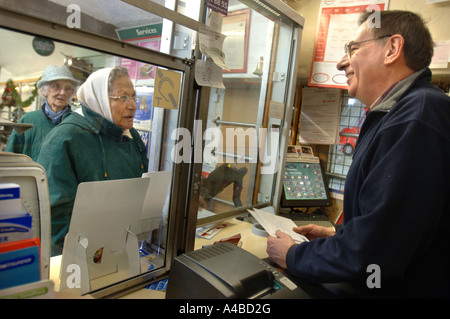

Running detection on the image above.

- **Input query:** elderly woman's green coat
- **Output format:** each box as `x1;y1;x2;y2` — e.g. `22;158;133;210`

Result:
37;104;148;255
5;105;71;160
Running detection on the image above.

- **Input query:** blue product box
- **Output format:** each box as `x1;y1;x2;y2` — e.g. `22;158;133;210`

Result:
0;211;33;244
0;239;41;289
0;183;21;214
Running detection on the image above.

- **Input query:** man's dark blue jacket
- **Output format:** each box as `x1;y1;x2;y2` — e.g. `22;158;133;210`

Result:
286;68;450;298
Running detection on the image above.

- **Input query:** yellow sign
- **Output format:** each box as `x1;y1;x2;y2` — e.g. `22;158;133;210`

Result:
153;68;182;110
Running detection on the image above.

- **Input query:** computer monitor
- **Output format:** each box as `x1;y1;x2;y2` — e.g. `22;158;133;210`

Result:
280;146;331;209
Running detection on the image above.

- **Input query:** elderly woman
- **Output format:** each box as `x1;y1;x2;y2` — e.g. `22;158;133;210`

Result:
5;65;78;160
37;66;149;255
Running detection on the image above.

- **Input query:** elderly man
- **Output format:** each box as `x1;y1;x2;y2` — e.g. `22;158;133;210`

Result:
5;65;78;160
267;10;450;298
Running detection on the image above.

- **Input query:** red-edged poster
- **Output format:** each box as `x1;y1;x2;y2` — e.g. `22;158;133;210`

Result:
308;0;389;89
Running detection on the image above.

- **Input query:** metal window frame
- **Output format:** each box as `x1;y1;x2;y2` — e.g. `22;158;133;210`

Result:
0;6;198;298
0;0;306;297
183;0;305;251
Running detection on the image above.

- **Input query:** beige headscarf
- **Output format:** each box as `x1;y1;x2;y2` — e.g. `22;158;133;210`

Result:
75;67;132;137
76;67;114;123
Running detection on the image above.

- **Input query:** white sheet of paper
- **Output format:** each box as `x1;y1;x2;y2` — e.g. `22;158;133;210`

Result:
248;208;309;244
299;87;341;145
195;60;225;89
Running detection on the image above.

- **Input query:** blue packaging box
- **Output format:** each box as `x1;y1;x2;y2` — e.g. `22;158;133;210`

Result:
0;183;21;214
0;211;33;244
0;238;41;289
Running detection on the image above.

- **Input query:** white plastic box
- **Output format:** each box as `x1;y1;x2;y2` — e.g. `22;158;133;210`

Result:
0;153;51;280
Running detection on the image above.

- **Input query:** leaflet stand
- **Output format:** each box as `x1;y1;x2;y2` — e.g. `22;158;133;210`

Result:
59;177;150;294
61;229;141;294
73;236;90;294
123;228;140;275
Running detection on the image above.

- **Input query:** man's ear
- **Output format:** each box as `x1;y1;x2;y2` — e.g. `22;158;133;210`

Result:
384;34;405;65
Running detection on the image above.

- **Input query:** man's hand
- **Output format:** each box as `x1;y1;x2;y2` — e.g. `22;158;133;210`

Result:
266;230;296;269
295;224;336;241
266;225;336;269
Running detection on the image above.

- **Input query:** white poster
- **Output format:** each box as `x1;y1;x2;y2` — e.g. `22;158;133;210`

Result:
308;0;389;89
299;87;341;145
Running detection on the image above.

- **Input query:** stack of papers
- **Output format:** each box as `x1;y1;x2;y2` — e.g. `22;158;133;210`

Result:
248;208;309;244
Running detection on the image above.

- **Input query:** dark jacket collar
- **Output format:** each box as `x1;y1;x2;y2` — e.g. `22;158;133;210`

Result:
370;68;430;113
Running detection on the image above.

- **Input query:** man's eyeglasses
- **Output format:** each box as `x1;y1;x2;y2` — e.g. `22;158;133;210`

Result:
109;95;140;104
344;34;393;59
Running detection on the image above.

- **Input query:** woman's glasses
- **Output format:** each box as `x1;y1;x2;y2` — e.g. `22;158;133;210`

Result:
49;82;75;94
109;95;140;103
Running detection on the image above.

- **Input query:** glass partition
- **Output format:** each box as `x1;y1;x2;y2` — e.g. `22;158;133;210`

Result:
118;0;202;59
0;22;190;296
0;0;304;296
194;0;304;226
0;0;201;59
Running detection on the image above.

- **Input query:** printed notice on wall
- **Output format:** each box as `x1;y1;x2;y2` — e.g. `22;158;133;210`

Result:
430;40;450;69
299;88;341;145
308;0;389;89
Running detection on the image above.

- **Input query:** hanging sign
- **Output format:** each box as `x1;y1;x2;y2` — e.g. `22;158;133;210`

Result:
116;23;163;41
116;24;162;81
153;68;181;110
206;0;229;16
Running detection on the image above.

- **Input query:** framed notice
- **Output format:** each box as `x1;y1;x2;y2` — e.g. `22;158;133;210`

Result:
221;9;251;73
308;0;389;89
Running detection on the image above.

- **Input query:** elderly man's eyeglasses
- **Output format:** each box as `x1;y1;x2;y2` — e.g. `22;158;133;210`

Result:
109;95;140;104
344;34;393;58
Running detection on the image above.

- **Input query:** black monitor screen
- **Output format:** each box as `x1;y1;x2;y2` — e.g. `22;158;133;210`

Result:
280;161;331;208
